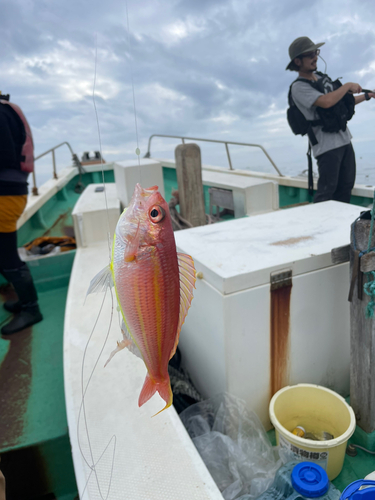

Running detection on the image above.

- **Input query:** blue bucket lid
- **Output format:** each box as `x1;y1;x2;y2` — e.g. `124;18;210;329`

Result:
291;462;329;498
340;479;375;499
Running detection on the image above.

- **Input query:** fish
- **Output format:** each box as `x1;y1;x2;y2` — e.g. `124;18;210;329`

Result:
87;183;196;414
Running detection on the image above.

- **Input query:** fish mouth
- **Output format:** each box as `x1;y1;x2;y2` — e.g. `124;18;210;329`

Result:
135;183;158;198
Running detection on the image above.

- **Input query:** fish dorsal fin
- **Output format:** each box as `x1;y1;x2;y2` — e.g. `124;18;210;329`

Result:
170;253;196;359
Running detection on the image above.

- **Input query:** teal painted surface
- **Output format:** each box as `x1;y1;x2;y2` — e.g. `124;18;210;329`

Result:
18;170;115;247
350;195;373;208
279;185;313;207
351;425;375;451
0;253;74;452
0;251;78;498
163;166;234;220
279;184;373;209
38;435;78;499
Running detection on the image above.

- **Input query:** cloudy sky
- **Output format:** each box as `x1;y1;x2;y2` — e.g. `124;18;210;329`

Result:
2;0;375;187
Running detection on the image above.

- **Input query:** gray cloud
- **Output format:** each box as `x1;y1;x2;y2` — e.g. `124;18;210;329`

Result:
1;0;375;187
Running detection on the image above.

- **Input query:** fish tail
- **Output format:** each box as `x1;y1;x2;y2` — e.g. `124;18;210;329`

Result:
138;374;173;416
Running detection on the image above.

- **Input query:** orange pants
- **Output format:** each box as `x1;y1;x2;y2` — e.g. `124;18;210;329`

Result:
0;195;27;233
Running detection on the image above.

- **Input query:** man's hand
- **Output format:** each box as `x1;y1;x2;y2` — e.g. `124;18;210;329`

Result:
347;83;362;94
368;90;375;99
314;81;362;108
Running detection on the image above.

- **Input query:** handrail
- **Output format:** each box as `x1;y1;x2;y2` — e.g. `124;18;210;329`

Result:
33;141;83;195
144;134;283;176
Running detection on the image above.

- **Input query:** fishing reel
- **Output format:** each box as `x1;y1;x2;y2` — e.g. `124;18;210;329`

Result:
0;93;10;101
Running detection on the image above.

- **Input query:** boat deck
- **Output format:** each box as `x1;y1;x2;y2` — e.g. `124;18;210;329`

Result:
0;163;374;498
0;251;77;499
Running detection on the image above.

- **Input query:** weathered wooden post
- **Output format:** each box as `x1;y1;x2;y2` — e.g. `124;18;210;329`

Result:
175;143;206;227
349;215;375;433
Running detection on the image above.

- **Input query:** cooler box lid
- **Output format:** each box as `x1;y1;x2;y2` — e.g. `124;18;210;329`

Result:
174;201;363;294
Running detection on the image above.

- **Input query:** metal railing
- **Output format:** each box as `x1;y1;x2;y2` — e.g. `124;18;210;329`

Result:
144;134;283;176
33;142;82;195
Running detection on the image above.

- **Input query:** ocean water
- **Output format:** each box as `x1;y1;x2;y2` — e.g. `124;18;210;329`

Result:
31;142;375;193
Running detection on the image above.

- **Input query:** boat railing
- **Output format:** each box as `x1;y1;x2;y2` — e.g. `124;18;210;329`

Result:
33;142;83;195
144;134;283;176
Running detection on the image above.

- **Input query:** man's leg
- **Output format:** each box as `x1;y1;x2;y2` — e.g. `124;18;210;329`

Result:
314;147;343;203
0;231;43;336
333;143;356;203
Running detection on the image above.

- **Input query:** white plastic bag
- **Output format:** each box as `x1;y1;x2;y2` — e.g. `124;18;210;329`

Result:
180;393;282;500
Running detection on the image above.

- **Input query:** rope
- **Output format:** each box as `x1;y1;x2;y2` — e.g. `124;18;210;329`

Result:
363;191;375;318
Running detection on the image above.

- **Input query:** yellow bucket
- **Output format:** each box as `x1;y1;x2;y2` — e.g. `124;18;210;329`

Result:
269;384;356;480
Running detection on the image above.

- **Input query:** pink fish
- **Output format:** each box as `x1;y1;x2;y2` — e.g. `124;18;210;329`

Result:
88;184;196;414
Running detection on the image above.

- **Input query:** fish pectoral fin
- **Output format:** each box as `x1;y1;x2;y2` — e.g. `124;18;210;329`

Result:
124;221;141;262
86;265;113;299
169;253;196;360
104;338;131;367
104;322;143;366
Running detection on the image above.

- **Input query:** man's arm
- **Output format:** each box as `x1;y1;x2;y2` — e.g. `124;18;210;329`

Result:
354;91;375;105
314;82;362;108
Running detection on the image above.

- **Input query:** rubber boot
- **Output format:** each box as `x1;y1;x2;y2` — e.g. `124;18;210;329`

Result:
1;264;43;335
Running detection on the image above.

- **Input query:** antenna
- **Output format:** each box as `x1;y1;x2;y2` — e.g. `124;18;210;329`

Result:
318;54;327;74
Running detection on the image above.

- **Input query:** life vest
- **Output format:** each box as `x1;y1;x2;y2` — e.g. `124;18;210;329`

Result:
287;71;355;143
0;100;34;173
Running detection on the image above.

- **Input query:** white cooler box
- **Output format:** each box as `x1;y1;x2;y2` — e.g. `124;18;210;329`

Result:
72;183;120;248
174;201;362;429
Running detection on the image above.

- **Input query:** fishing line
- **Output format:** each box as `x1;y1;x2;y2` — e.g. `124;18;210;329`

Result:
92;33;112;262
78;4;145;497
124;0;143;186
75;35;118;500
78;286;117;500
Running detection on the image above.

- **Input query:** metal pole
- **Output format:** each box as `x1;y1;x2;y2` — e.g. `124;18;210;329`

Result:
32;170;38;196
143;134;283;176
225;143;234;171
52;150;58;179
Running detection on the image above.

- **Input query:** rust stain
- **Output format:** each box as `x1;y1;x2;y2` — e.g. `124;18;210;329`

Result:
271;236;312;246
42;211;69;237
0;286;32;450
270;284;292;397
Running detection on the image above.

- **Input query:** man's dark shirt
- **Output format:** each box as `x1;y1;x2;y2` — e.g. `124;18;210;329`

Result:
0;103;28;195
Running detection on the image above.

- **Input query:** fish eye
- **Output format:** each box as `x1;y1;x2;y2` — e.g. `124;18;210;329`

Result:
149;205;165;223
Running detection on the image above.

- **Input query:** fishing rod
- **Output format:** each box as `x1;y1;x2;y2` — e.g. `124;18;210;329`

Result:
362;89;374;100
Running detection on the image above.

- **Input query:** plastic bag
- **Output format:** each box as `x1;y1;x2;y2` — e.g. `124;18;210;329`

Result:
180;393;282;500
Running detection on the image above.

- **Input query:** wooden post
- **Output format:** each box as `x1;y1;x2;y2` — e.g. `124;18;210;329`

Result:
175;143;206;227
350;218;375;433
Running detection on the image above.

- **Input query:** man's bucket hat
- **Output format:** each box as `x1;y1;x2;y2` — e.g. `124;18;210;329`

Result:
286;37;325;70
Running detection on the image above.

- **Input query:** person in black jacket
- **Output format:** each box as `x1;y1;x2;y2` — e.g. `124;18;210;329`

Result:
0;93;43;335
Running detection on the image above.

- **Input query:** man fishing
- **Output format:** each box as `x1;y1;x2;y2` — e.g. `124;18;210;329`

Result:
286;36;375;203
0;92;43;335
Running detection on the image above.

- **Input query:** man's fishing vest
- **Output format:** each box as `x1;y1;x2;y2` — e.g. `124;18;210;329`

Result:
0;100;34;173
287;71;355;146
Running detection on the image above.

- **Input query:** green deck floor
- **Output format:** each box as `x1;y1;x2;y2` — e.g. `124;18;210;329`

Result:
0;251;77;499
